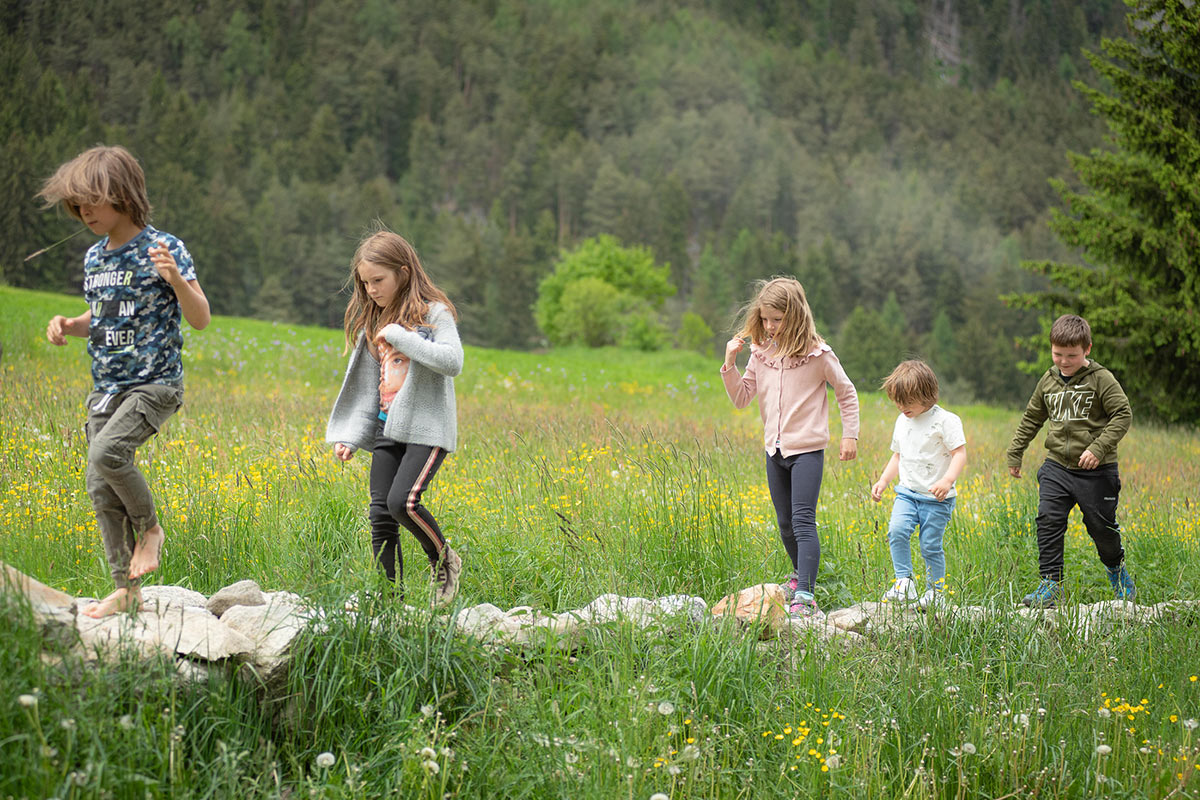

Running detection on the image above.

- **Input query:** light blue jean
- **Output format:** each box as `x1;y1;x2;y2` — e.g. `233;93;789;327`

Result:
888;485;956;588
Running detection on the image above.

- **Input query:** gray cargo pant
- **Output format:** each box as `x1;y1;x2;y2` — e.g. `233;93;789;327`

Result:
84;384;184;587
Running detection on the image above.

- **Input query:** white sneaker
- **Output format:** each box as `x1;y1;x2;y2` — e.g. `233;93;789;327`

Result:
882;577;918;604
918;588;945;611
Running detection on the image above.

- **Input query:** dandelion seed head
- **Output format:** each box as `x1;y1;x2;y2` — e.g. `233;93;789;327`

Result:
315;752;335;769
657;701;675;716
422;759;440;774
420;747;436;760
18;694;37;709
1096;744;1113;755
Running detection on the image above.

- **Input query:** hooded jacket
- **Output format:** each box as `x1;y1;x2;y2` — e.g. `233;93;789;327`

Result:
1006;359;1131;471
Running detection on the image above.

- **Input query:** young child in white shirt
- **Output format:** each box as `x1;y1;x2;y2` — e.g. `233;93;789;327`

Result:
870;360;967;610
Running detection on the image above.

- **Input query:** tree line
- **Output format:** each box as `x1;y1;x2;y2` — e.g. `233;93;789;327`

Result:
1;0;1134;407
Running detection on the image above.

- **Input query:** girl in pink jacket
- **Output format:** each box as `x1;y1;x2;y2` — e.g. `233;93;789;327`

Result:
722;277;859;618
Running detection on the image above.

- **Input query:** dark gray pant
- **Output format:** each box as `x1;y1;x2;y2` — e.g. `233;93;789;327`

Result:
764;449;824;595
1035;459;1124;581
84;384;184;588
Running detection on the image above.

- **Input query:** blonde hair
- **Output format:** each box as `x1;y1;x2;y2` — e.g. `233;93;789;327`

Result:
881;360;939;408
733;277;822;359
36;145;151;229
1049;314;1092;349
342;227;457;353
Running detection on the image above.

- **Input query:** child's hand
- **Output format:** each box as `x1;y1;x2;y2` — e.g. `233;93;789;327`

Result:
870;480;886;502
1077;449;1100;470
930;478;953;501
149;241;182;284
46;315;70;346
723;337;745;366
839;437;857;461
1008;465;1022;478
333;443;355;462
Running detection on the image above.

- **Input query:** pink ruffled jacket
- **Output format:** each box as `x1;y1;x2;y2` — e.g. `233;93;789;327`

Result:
721;342;860;456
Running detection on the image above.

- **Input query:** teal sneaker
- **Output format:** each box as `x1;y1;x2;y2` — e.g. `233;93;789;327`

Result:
1022;578;1063;608
1106;563;1136;601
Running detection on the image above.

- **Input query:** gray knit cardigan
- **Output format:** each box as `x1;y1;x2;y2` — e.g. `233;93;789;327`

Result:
326;302;463;453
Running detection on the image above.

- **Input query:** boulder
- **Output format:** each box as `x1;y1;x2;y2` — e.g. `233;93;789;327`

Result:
141;585;208;612
206;579;266;617
711;584;789;637
76;604;255;663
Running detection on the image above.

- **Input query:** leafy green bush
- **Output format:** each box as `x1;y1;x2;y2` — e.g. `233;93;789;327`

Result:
535;235;674;348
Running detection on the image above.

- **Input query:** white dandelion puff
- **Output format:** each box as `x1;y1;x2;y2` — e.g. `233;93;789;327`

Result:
657;701;675;716
315;752;335;769
1096;744;1113;756
18;694;37;709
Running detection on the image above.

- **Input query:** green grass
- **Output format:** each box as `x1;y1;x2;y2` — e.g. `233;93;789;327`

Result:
2;285;1199;798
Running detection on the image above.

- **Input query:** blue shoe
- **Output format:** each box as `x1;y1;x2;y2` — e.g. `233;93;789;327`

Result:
1106;563;1136;601
1022;578;1062;608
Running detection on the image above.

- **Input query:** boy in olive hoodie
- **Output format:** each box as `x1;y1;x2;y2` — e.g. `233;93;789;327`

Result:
1007;314;1136;607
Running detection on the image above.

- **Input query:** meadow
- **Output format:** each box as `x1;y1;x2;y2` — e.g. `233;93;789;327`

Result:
1;284;1198;799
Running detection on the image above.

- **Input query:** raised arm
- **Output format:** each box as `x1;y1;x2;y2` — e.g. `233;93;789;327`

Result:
378;304;463;377
150;242;210;330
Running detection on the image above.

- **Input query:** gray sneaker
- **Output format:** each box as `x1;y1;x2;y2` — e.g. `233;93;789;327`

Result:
432;547;462;608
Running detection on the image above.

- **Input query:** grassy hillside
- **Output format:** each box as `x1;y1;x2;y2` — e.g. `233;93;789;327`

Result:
2;285;1198;798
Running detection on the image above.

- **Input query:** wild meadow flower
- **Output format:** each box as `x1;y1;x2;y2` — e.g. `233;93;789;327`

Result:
826;754;841;769
657;701;675;715
1096;745;1113;756
666;764;681;776
1098;708;1112;718
60;718;76;731
118;715;134;730
18;694;37;709
1014;713;1030;728
681;744;700;761
423;759;440;774
650;794;669;800
420;747;436;760
420;704;435;718
1184;719;1199;730
315;752;335;769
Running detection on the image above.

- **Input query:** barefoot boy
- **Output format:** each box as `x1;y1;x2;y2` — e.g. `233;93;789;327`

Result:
38;145;210;617
1006;314;1135;607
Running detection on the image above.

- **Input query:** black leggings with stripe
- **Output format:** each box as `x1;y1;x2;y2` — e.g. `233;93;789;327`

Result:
368;432;447;583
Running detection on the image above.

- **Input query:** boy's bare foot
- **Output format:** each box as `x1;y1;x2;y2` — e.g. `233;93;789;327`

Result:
130;525;165;579
81;586;143;618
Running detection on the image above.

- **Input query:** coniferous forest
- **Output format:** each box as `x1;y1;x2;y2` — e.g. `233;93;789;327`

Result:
1;0;1138;406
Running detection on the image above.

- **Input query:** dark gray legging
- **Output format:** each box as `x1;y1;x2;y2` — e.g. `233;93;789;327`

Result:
764;449;825;595
368;433;447;584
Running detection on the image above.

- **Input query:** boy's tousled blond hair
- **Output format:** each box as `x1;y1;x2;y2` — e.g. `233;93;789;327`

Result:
342;226;457;353
1049;314;1092;349
734;276;823;360
36;145;151;229
881;360;939;408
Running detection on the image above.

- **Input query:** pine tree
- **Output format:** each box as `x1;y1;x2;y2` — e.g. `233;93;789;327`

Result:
1017;0;1200;423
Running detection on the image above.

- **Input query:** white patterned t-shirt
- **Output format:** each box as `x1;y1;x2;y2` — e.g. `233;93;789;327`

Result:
891;404;966;498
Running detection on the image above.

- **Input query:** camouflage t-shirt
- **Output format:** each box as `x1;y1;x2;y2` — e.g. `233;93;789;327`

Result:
83;226;196;393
